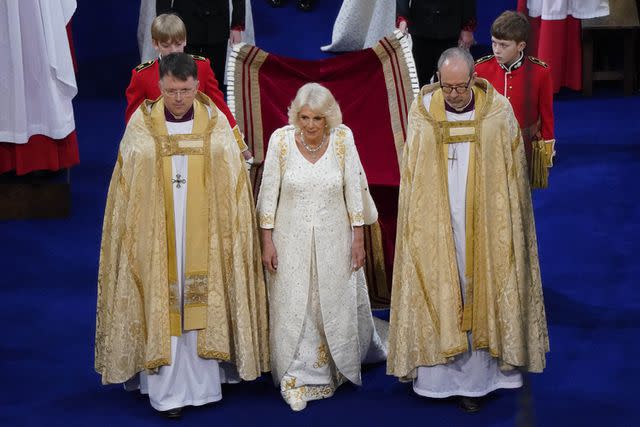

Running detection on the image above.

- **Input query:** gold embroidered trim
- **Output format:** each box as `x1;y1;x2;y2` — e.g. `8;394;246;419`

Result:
440;120;477;144
334;129;346;170
475;54;494;65
200;350;231;361
350;211;364;224
190;54;207;62
282;377;297;391
289;385;334;401
185;274;208;305
259;213;275;228
232;45;269;162
232;125;248;152
372;34;414;167
277;132;288;172
135;59;156;72
313;344;330;368
280;373;344;406
145;357;170;371
157;134;207;156
527;56;548;68
168;281;180;315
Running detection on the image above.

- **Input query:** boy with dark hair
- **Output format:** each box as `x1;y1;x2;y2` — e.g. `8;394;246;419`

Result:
125;13;252;160
475;10;555;189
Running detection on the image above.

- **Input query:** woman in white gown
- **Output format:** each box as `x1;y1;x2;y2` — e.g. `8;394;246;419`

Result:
257;83;386;411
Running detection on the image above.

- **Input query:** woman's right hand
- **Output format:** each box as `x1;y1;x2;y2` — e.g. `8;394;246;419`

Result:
262;239;278;273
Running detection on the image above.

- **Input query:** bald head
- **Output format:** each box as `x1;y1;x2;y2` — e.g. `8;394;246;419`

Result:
437;47;475;77
436;48;477;111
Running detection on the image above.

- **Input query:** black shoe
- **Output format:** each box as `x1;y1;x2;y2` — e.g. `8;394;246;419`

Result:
297;0;314;11
459;396;482;413
161;407;183;419
269;0;285;7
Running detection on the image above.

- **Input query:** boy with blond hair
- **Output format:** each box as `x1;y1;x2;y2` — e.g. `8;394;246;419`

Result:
125;13;251;159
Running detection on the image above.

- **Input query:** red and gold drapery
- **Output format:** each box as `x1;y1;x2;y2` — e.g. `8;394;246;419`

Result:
228;31;418;306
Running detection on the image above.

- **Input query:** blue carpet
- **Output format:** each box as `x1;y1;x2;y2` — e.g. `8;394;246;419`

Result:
1;1;639;426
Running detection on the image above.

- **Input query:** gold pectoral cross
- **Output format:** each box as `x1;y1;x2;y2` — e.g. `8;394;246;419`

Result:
172;174;186;188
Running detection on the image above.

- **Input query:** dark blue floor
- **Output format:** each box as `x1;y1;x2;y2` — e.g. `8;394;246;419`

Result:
1;1;639;426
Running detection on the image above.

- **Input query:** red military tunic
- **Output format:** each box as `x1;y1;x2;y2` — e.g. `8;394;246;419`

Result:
475;53;554;143
125;55;247;151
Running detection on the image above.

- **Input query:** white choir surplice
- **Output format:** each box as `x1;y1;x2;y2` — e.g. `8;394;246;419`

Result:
130;116;238;411
257;125;387;406
526;0;609;20
0;0;77;144
412;93;523;398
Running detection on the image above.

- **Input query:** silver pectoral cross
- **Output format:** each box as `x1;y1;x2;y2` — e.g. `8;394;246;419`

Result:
172;173;186;188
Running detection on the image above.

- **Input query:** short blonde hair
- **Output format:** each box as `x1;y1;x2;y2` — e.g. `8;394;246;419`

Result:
288;83;342;130
151;14;187;43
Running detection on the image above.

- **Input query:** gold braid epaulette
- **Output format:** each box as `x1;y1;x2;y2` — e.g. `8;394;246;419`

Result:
134;59;156;72
189;54;208;62
527;56;548;68
475;54;494;65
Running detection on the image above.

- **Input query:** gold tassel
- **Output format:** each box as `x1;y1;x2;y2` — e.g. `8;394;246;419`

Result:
530;139;555;189
363;222;390;308
369;221;388;293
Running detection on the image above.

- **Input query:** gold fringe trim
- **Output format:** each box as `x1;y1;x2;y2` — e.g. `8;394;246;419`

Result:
145;357;171;371
530;139;556;189
199;350;231;361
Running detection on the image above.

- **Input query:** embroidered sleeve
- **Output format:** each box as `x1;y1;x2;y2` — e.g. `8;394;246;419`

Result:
232;126;248;152
340;127;365;227
256;129;285;229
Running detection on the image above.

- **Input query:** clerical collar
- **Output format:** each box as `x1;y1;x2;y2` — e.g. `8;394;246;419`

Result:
165;106;194;123
500;52;525;72
445;91;475;114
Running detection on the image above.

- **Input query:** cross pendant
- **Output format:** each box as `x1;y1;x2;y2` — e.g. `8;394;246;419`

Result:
172;174;186;188
448;148;457;166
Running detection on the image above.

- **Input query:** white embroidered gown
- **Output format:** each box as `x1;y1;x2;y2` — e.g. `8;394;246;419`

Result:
257;125;387;406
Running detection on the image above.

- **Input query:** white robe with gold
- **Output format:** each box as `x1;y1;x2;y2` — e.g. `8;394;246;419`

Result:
96;94;270;408
257;125;387;406
130;118;241;411
412;94;522;398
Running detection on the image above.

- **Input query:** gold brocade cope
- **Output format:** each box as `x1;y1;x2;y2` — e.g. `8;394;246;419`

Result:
95;93;270;385
151;97;212;336
387;79;549;380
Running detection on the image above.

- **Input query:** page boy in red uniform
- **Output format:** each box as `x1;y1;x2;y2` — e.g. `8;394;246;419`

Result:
475;10;555;188
125;13;252;160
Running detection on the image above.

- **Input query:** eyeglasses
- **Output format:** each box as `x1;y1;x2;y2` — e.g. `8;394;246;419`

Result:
440;76;472;94
163;87;197;98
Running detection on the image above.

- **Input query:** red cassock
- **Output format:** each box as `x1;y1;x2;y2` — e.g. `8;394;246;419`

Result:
475;54;554;143
124;55;238;129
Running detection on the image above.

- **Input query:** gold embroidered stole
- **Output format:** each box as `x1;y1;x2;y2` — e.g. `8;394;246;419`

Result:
148;98;214;336
428;87;486;332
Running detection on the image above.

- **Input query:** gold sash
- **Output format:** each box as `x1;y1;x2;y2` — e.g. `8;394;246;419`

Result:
147;98;216;336
428;87;485;332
